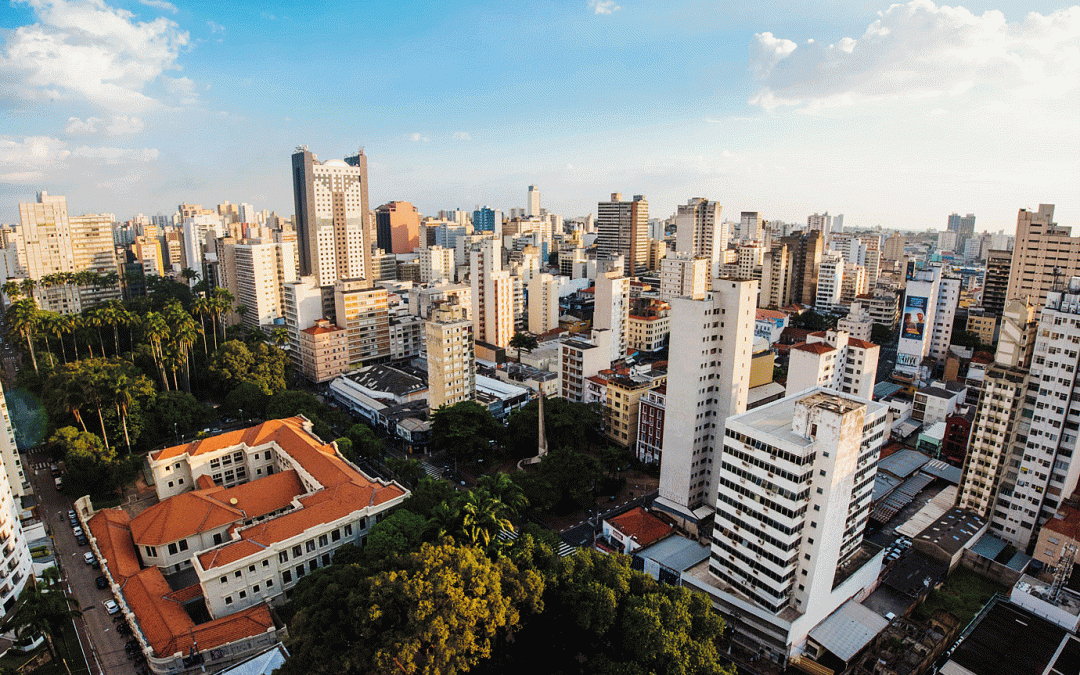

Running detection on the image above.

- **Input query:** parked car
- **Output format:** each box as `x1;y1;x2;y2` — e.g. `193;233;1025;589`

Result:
75;535;88;546
104;599;119;615
49;464;61;477
67;510;78;525
95;576;108;589
72;526;83;538
83;552;97;566
53;477;62;490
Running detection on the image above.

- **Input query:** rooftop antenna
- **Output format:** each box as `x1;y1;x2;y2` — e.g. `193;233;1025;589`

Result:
1050;543;1077;602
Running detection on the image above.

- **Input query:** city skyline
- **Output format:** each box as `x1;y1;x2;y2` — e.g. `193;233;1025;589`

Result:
0;0;1078;229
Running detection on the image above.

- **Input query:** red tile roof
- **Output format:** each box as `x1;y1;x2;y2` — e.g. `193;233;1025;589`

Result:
87;509;142;582
792;342;836;355
607;507;672;550
847;338;878;350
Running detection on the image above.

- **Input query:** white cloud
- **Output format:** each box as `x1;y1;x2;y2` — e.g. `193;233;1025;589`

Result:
0;133;158;182
207;20;225;34
71;145;158;163
0;0;191;112
749;2;1080;112
64;116;104;134
589;0;621;15
452;131;472;141
164;76;199;105
105;115;144;135
137;0;176;13
408;133;431;142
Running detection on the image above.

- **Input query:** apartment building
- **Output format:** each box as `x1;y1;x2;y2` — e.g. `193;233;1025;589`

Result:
334;279;390;368
786;329;879;400
660;253;709;301
234;242;297;329
296;319;349;383
559;330;612;402
425;301;475;410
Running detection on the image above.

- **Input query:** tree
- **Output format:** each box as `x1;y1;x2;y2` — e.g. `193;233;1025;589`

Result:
266;389;322;421
871;322;895;346
508;332;538;363
789;309;836;331
345;423;383;461
403;476;459;519
209;340;288;395
386;457;423;489
223;382;269;420
146;391;212;443
362;509;428;561
430;401;501;466
50;426;122;495
1;568;82;667
280;541;543;675
504;397;600;458
5;298;39;373
513;446;603;514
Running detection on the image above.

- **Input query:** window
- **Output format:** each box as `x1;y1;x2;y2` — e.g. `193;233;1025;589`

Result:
345;524;353;536
178;540;188;552
283;570;292;583
306;540;316;553
168;543;178;556
253;584;260;593
279;551;288;564
219;576;227;585
266;578;274;587
145;546;156;558
292;545;302;558
331;529;341;542
296;565;305;578
239;590;247;599
225;596;233;605
234;570;242;579
262;560;270;567
319;534;328;547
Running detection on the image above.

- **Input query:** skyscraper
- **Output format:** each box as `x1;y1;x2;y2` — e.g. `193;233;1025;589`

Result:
1006;205;1080;319
375;201;421;254
597;193;648;276
675;198;726;278
947;212;976;251
0;380;33;615
234;242;297;329
593;268;630;363
426;301;475;410
469;236;514;348
781;230;824;307
292;147;370;285
472;206;501;233
527;185;541;218
334;279;390;368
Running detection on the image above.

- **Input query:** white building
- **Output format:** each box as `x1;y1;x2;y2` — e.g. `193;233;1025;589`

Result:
419;245;455;283
234;242;297;329
559;330;612;403
655;278;757;532
593;269;630;363
786;329;880;400
930;276;962;361
659;253;708;302
896;265;943;381
0;380;32;616
469;236;514;348
291;149;370;285
528;273;561;335
426;301;475;410
815;253;844;314
690;388;888;661
837;301;873;341
675;198;727;278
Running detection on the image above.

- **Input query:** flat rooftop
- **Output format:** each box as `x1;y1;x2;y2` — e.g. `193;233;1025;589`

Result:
945;601;1068;675
729;388;877;448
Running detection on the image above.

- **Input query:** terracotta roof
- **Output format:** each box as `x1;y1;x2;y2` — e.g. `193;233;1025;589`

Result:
87;509;142;582
756;309;787;320
153;417;327;463
195;475;216;490
847;338;878;350
608;507;672;549
209;470;304;519
130;491;242;547
1043;498;1080;541
792;342;836;355
301;323;344;336
121;568;274;658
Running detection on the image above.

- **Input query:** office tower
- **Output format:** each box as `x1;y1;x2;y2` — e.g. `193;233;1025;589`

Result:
472;206;502;233
528;273;561;334
1007;205;1080;318
738;212;763;242
597;193;648;277
930;275;961;361
675;198;726;278
283;276;332;373
979;279;1080;549
234;242;297;329
655;278;757;531
469;237;514;348
181;213;222;279
948;213;976;249
659;253;708;301
781;230;824;307
419;245;455;283
292;147;370;285
815;253;844;313
895;265;943;380
704;389;888;654
786;329;879;399
593;268;630;363
13;192;119;313
375;201;421;254
840;262;867;305
426;301;475;410
559;330;613;402
334;279;390;368
0;381;33;616
527;186;541;218
760;243;791;309
882;232;905;261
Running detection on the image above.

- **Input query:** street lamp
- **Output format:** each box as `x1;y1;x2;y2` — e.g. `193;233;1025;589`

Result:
239;408;244;424
173;422;178;444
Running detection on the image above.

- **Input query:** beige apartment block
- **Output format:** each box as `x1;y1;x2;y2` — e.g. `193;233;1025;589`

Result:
425;302;475;410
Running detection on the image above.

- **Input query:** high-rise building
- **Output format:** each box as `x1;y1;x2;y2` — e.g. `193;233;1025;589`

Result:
593;269;630;363
948;213;976;251
786;329;879;400
738;211;763;242
815;252;844;313
425;301;475;410
675;198;726;278
760;243;791;309
234;242;297;329
896;265;943;380
1007;205;1080;319
334;279;390;368
472;206;502;233
375;201;421;254
559;330;613;402
930;275;962;362
882;232;905;262
982;249;1012;317
696;389;888;658
527;185;541;218
297;318;349;383
781;231;824;307
469;237;514;348
0;380;33;616
528;273;561;335
654;278;757;532
659;253;708;302
597;193;648;277
292;147;370;285
419;245;455;283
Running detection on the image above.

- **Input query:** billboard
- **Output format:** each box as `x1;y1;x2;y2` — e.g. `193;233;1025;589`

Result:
901;295;928;341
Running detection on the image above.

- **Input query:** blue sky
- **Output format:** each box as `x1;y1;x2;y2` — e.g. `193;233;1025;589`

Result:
0;0;1077;232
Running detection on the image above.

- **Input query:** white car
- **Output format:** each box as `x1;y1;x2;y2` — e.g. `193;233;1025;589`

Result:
72;526;83;538
83;552;97;566
103;599;119;615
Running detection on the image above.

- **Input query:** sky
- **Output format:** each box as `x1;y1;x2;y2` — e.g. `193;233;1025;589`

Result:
0;0;1077;232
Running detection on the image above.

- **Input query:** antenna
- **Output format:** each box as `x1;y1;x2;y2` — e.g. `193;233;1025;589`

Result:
1051;543;1076;602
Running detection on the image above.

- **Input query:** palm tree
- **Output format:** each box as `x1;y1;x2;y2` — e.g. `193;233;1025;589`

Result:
460;491;515;548
38;312;68;364
477;473;528;519
2;280;21;302
180;267;199;288
110;369;155;451
1;567;82;667
140;312;171;390
76;314;99;358
191;297;212;354
96;301;126;355
164;301;199;391
5;299;39;373
211;288;234;351
270;327;289;348
18;278;36;301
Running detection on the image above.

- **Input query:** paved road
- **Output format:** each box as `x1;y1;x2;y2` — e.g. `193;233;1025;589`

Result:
558;491;659;547
26;452;139;675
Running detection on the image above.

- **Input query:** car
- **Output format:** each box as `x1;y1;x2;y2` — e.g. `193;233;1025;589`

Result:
103;599;119;615
49;463;60;477
53;477;62;490
72;526;83;538
67;510;77;522
95;576;108;589
83;552;97;566
75;535;88;546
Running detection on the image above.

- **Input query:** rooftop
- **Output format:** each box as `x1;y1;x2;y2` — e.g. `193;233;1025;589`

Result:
945;601;1068;675
915;507;986;557
808;599;888;662
606;507;673;549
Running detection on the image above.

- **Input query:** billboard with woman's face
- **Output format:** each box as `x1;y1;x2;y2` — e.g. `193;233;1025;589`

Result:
901;296;928;340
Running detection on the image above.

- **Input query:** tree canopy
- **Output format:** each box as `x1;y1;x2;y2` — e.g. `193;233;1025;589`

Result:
430;400;502;466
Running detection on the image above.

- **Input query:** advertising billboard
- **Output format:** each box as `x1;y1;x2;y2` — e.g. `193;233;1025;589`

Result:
901;296;928;341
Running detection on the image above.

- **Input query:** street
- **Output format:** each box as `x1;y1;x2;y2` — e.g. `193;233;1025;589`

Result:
557;490;659;547
25;450;139;675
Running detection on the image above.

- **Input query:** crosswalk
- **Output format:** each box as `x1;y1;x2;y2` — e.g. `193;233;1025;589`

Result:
497;528;578;558
419;460;444;480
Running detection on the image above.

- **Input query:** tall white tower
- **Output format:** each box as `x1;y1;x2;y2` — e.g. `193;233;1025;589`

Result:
0;381;33;616
527;185;541;218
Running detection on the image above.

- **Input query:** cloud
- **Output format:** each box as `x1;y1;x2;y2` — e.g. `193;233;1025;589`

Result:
0;0;190;112
0;134;158;182
105;115;144;135
207;20;225;34
64;117;104;134
589;0;621;15
408;133;431;142
749;2;1080;112
137;0;176;13
452;131;472;141
71;145;158;163
164;76;199;105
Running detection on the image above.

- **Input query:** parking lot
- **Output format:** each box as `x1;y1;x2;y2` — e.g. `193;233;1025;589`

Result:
27;452;142;675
